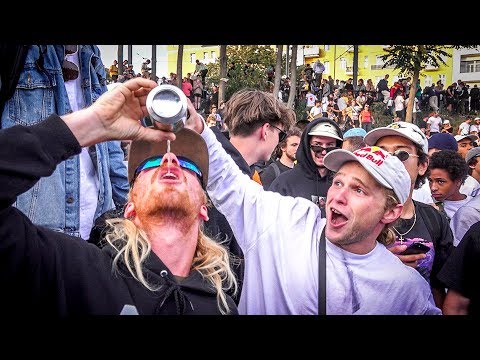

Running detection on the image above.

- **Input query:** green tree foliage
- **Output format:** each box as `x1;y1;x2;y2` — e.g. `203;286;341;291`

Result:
206;45;277;100
380;45;478;122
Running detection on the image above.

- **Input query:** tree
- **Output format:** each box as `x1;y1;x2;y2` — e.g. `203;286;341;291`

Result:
273;45;283;99
219;45;227;105
380;45;477;123
176;45;183;88
287;45;297;109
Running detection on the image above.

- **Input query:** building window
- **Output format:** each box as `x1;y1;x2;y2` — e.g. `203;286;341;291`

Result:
204;52;208;60
340;58;346;70
211;51;216;60
364;56;369;69
190;53;196;63
324;61;330;74
424;75;433;88
438;74;446;86
325;45;330;51
460;59;480;73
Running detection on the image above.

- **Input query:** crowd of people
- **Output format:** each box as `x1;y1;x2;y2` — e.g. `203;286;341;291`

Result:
2;46;480;316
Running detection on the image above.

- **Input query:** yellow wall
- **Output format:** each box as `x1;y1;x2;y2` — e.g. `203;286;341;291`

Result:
168;45;453;86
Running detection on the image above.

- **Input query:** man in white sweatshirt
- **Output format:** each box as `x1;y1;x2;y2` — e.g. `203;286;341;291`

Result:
185;97;440;315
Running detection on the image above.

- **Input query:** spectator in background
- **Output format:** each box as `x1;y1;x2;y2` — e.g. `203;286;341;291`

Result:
109;59;118;83
0;45;129;241
181;76;193;101
269;118;343;218
342;128;366;152
195;59;208;86
210;85;219;109
359;104;374;133
442;119;454;134
141;59;151;79
261;127;302;190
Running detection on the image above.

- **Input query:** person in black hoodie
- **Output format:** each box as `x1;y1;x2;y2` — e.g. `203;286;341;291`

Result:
268;118;343;217
0;77;238;315
204;88;296;303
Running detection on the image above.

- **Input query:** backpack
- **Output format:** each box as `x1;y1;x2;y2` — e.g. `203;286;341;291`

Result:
0;45;29;127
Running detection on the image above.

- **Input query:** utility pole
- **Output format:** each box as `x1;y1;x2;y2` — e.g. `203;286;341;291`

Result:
117;45;124;74
286;45;289;77
128;45;133;67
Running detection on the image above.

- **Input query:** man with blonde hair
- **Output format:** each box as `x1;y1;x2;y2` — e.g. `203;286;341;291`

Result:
0;78;237;315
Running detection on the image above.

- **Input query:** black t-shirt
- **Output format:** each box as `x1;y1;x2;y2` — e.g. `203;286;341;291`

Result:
260;160;292;191
438;221;480;315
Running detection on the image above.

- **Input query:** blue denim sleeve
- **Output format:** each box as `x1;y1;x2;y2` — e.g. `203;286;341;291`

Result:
107;140;129;207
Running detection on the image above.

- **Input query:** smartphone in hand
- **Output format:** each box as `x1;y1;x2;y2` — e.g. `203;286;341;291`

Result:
399;242;430;256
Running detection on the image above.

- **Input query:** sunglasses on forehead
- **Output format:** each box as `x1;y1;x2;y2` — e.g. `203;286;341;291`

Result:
62;45;79;81
133;155;203;186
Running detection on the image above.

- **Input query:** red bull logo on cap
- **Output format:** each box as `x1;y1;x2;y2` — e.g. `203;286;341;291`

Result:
353;146;387;166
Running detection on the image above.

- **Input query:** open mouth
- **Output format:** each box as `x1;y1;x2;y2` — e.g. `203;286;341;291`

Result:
329;207;348;228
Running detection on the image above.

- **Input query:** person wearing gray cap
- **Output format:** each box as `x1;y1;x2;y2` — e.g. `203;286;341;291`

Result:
186;106;441;315
364;121;454;308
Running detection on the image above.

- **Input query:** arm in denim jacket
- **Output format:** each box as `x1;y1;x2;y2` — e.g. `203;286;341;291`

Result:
106;140;129;208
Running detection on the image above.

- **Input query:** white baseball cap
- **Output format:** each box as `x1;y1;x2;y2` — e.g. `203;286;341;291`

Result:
323;146;410;204
308;121;343;141
364;121;428;154
455;134;478;142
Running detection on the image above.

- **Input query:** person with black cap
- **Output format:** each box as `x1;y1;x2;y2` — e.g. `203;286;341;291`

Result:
268;118;343;217
0;78;238;315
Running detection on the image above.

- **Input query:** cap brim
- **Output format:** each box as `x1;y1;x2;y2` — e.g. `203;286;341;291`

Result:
308;130;343;141
128;128;208;188
323;149;392;190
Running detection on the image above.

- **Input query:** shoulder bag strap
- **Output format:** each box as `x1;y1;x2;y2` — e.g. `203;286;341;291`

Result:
318;227;326;315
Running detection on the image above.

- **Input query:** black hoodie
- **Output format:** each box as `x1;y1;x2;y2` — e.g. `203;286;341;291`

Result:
0;115;237;315
268;118;343;217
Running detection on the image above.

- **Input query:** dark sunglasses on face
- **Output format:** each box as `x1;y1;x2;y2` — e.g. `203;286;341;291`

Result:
62;45;79;81
310;144;338;154
133;155;203;185
389;150;419;162
269;123;287;142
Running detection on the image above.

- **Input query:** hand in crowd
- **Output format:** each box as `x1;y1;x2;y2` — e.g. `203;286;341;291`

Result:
63;78;176;147
388;244;427;268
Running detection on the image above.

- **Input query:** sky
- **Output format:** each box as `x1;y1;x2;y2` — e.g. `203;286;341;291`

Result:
97;45;169;78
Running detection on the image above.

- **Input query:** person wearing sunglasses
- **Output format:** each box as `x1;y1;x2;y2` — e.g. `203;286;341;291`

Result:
269;118;343;218
0;45;130;243
364;121;454;309
203;88;295;304
0;77;238;315
185;97;440;315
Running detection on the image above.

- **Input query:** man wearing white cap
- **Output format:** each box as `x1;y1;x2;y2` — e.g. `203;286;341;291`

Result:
364;122;454;308
269;118;343;218
187;108;441;315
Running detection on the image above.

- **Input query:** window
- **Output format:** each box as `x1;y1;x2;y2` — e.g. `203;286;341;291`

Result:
325;45;330;51
364;56;369;69
438;74;446;86
211;51;216;60
324;61;330;74
203;52;208;60
190;53;196;63
424;75;433;88
460;59;480;73
340;58;346;70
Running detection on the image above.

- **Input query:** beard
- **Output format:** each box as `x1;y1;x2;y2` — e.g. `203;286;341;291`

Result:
135;185;197;226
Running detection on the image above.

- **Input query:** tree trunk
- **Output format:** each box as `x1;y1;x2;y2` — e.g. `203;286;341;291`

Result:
219;45;227;104
117;45;123;74
353;45;359;89
287;45;297;109
176;45;183;88
151;45;156;81
273;45;283;99
405;70;420;123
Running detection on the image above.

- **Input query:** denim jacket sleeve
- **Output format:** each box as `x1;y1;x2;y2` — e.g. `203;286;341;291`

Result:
107;140;129;208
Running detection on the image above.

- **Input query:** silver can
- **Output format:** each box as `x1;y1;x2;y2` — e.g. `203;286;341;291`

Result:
146;84;188;131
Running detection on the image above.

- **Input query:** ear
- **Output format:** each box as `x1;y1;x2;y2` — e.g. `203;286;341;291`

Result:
199;204;209;222
417;157;429;176
380;204;403;225
260;123;269;141
124;202;136;219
